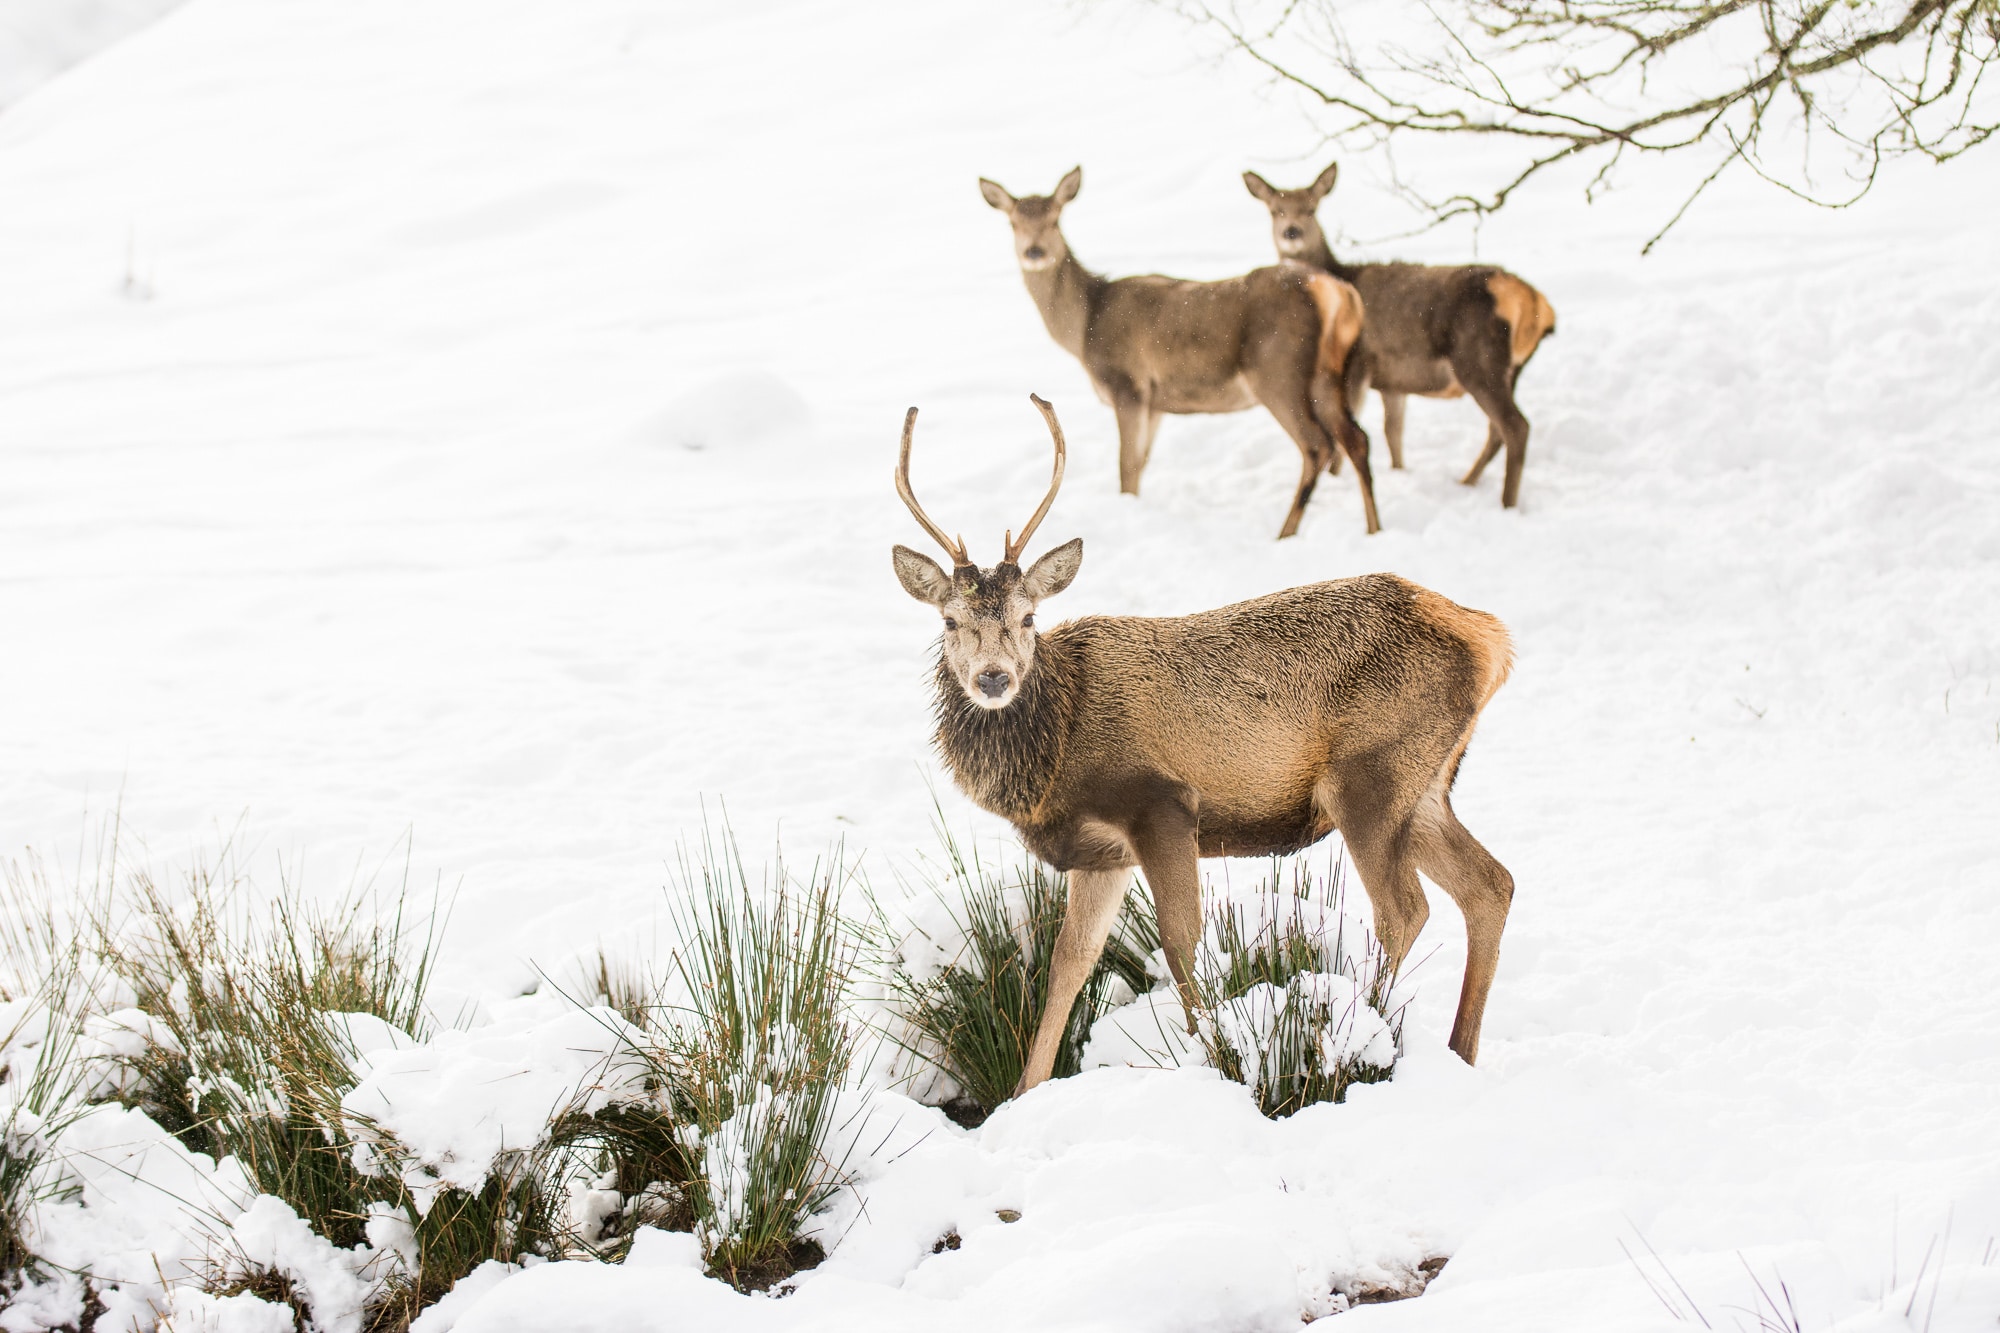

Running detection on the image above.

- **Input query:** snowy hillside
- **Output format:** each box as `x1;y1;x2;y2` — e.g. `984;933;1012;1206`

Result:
1;0;1998;1329
0;0;181;109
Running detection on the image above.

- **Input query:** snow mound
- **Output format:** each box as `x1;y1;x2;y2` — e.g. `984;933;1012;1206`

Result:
647;370;811;453
340;994;651;1211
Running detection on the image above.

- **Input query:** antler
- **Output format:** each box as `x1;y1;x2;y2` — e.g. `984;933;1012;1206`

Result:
1003;394;1067;565
895;407;970;568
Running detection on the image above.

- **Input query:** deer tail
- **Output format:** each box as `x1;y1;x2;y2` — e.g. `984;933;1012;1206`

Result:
1485;271;1556;367
1303;271;1365;390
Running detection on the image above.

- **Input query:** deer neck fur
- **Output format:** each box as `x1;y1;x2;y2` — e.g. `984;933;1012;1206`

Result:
1300;235;1357;283
1021;249;1104;360
932;629;1079;824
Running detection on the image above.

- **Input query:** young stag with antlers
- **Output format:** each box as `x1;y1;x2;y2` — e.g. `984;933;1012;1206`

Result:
980;167;1377;537
1244;162;1556;507
893;394;1517;1095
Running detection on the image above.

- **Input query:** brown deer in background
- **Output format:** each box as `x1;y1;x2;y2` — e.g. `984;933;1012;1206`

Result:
980;167;1377;537
1244;162;1556;508
892;394;1518;1095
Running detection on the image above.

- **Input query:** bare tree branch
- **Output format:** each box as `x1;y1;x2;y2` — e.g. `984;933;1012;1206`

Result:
1162;0;1999;245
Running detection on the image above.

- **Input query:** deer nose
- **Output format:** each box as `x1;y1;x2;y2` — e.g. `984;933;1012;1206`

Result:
976;669;1013;699
1023;245;1046;261
1282;226;1303;241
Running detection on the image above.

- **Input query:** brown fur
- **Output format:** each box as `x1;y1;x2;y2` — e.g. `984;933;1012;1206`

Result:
981;168;1379;538
1245;163;1555;507
897;467;1519;1092
935;574;1517;1090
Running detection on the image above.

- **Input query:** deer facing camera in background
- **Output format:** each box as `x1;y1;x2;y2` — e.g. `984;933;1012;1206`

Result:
891;394;1518;1096
1244;162;1555;508
980;167;1377;537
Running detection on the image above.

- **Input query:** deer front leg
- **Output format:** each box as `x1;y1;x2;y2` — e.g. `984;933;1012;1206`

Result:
1131;804;1203;1035
1380;390;1407;470
1137;403;1163;475
1113;394;1152;496
1014;867;1132;1097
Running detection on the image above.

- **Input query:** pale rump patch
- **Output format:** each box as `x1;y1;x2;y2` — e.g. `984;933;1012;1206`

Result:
1486;272;1556;367
1304;271;1365;383
1410;586;1515;709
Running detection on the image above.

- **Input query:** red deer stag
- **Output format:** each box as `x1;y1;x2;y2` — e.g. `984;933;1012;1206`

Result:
1244;162;1556;507
892;394;1517;1096
980;167;1377;537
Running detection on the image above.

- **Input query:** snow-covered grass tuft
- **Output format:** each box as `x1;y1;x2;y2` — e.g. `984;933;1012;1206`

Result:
655;826;857;1291
1188;858;1403;1118
94;858;441;1253
0;862;104;1302
0;840;593;1328
886;845;1402;1120
365;1164;550;1328
875;826;1155;1122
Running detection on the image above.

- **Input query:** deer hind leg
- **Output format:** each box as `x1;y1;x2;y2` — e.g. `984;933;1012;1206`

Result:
1253;389;1331;540
1128;804;1203;1035
1015;866;1131;1097
1321;772;1429;972
1380;389;1408;470
1260;373;1378;538
1453;335;1530;507
1318;382;1382;535
1461;420;1504;487
1410;772;1514;1065
1459;364;1518;487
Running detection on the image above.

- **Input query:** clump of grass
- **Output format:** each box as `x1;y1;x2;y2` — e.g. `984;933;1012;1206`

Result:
539;1102;696;1260
364;1167;553;1329
878;826;1155;1122
1190;857;1402;1118
1;855;109;1302
524;952;700;1263
652;826;857;1291
96;860;441;1252
881;844;1400;1122
79;847;554;1330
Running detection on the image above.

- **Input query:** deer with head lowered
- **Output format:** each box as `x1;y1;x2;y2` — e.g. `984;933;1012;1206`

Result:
980;167;1377;537
892;394;1517;1096
1244;162;1556;508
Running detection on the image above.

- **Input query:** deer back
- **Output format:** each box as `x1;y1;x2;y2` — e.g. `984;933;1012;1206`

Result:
1080;266;1355;412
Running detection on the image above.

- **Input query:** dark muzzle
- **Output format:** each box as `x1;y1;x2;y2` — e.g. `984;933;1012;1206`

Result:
976;670;1012;699
1024;246;1045;261
1282;226;1303;241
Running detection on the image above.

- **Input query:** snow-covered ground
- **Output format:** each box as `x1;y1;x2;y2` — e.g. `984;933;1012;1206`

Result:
0;0;181;110
2;0;1998;1328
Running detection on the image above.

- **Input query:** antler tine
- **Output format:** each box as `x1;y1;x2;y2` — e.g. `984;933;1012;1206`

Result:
895;406;970;567
1003;394;1068;564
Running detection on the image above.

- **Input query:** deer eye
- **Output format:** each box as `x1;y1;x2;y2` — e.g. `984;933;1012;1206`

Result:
943;617;958;631
1021;614;1035;629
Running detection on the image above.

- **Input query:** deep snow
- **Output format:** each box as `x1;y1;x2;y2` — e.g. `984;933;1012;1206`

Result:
2;0;1998;1328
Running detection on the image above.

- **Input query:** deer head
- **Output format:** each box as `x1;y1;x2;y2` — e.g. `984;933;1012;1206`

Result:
978;167;1082;273
1243;161;1339;260
892;395;1083;711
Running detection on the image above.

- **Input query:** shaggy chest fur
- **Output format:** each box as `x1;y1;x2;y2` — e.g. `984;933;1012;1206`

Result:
931;635;1079;824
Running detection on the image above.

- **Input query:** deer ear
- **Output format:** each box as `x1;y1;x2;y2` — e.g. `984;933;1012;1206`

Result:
893;545;954;606
978;178;1015;213
1021;537;1082;602
1052;166;1083;208
1243;170;1276;203
1310;161;1340;201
